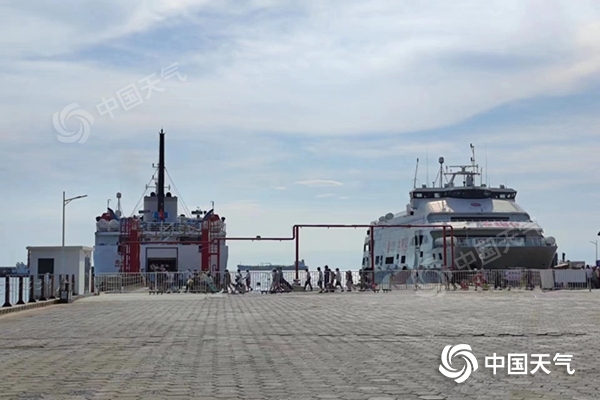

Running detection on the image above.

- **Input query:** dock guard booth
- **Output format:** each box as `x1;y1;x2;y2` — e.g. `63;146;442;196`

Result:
26;246;93;295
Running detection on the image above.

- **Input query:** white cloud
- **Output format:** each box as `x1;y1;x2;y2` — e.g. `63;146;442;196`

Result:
1;0;600;267
315;193;335;198
294;180;344;187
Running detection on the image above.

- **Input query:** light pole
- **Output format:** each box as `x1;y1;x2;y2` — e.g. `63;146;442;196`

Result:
591;240;598;266
62;191;87;247
62;191;87;292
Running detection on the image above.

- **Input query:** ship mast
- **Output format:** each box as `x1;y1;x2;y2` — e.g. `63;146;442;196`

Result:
157;129;166;221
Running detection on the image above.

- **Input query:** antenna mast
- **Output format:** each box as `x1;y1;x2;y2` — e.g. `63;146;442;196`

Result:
426;145;429;188
485;147;489;186
438;156;445;188
413;158;419;189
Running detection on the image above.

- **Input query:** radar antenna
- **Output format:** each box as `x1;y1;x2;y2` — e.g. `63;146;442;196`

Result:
444;144;481;188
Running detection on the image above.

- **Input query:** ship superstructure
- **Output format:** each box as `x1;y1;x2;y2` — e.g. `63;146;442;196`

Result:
362;145;557;270
93;129;228;275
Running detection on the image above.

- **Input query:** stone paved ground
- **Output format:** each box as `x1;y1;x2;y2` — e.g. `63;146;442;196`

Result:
0;288;598;400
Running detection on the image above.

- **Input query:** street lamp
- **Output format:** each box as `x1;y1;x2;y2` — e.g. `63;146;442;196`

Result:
591;240;598;266
61;192;87;288
62;191;87;246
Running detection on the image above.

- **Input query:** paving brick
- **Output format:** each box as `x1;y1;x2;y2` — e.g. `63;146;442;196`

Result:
0;290;597;399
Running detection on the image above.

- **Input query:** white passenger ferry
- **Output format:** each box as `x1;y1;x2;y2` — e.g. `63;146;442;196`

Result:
362;145;557;271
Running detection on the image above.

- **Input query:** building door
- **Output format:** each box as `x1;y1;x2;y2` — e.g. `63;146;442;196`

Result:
84;256;91;293
38;258;54;275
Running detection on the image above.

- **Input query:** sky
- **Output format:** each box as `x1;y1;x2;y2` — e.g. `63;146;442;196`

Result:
1;0;600;269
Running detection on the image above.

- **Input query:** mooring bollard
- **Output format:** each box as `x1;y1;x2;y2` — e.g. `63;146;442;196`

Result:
28;275;36;303
49;275;56;299
39;275;47;301
2;276;11;307
17;276;25;305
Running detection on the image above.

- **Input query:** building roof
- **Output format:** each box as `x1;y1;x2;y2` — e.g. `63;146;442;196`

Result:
26;246;94;252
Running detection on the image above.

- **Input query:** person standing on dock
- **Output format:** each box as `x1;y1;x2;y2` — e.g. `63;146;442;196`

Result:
345;270;354;291
334;268;344;292
323;266;331;293
245;270;253;292
270;268;279;293
317;267;324;293
304;268;313;291
223;269;235;293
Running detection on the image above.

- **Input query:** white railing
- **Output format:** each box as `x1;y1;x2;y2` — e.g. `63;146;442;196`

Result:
95;268;596;294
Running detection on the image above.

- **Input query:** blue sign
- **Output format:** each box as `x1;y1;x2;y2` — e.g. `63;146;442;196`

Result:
153;212;169;219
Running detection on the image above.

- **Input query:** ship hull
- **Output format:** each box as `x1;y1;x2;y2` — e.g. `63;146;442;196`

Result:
452;245;557;270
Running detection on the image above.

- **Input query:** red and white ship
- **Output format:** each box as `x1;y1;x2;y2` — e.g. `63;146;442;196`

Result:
93;129;229;275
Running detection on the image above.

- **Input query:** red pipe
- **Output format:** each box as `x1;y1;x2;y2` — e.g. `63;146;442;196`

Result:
295;226;300;281
451;234;455;269
130;223;455;275
443;226;447;268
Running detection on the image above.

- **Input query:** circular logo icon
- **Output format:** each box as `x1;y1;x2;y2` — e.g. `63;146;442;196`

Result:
439;344;479;383
53;103;94;144
411;269;446;298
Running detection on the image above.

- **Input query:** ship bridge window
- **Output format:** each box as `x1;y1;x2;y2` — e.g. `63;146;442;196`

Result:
413;191;447;199
449;189;491;199
450;216;510;221
400;255;406;264
385;256;394;264
492;192;517;199
364;243;370;252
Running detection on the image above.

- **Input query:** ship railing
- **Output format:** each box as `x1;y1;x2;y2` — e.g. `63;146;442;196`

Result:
139;221;225;235
140;221;204;232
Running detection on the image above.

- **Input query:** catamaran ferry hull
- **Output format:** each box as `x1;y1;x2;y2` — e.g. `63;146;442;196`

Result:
451;244;556;270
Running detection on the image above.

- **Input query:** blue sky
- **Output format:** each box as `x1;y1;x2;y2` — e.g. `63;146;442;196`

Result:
1;0;600;268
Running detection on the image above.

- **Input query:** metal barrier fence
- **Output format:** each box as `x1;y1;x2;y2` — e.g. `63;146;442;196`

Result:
0;274;80;308
95;268;594;294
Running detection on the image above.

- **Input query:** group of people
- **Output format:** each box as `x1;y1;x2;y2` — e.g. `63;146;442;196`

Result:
304;266;360;293
146;266;378;294
219;266;364;294
586;265;600;289
221;269;253;294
